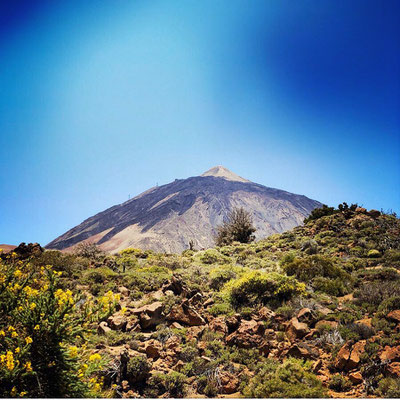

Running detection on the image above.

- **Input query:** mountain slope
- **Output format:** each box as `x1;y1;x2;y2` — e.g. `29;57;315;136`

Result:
47;166;322;253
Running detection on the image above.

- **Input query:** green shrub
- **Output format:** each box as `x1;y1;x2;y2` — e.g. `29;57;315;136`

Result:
355;281;400;309
376;378;400;398
312;277;348;296
329;374;352;392
126;355;151;384
367;249;381;258
199;249;230;265
355;267;399;282
208;302;234;316
223;271;306;308
243;358;326;398
209;265;237;290
283;255;348;282
147;371;186;398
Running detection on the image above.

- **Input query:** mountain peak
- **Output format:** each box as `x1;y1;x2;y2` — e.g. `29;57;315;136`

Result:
200;165;250;183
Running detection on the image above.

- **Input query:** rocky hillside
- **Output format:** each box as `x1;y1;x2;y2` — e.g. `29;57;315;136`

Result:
46;166;321;253
2;204;400;398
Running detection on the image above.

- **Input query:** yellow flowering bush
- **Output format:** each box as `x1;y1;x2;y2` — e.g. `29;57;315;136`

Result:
0;253;116;397
222;270;306;307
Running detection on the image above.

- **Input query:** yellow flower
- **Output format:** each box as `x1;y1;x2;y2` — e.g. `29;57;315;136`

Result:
0;330;5;336
68;346;78;358
24;361;33;372
89;353;101;362
8;326;15;332
6;351;14;370
14;269;22;278
20;392;27;397
15;347;20;354
25;337;33;345
11;331;18;338
34;325;40;331
18;306;24;311
29;302;37;310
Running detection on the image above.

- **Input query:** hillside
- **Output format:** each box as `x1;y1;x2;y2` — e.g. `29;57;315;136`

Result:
46;166;321;253
1;205;400;397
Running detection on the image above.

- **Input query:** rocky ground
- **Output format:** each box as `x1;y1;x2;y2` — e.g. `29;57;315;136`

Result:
3;204;400;397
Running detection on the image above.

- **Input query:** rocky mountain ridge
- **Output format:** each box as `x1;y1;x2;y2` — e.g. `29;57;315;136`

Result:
47;166;321;253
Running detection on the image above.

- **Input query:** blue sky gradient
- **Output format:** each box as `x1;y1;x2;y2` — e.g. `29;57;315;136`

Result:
0;0;399;245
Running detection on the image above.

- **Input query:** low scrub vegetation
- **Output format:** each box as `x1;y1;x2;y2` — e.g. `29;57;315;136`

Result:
0;204;399;398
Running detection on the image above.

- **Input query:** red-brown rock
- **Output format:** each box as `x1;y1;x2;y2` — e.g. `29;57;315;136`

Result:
167;303;205;326
97;321;111;335
132;301;164;329
349;371;363;385
107;313;128;331
335;341;365;371
286;317;310;341
380;346;400;362
297;308;314;323
220;371;240;394
387;362;400;377
209;317;228;335
286;343;319;360
388;310;400;323
145;340;162;359
226;320;269;354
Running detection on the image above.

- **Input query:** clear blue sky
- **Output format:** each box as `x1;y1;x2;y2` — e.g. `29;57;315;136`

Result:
0;0;399;246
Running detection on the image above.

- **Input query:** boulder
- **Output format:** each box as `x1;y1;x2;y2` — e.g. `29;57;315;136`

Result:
380;346;400;362
144;339;162;359
167;302;205;326
349;371;363;385
118;286;130;297
132;302;164;329
107;313;128;331
209;317;228;335
12;242;44;259
335;341;365;371
170;322;185;330
355;207;367;213
387;362;400;378
97;321;111;335
335;343;351;371
286;343;319;360
220;371;240;394
348;341;366;370
226;314;241;333
226;320;269;354
189;292;203;305
162;275;187;296
257;306;276;321
388;310;400;323
286;317;310;341
312;359;323;373
297;308;314;324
